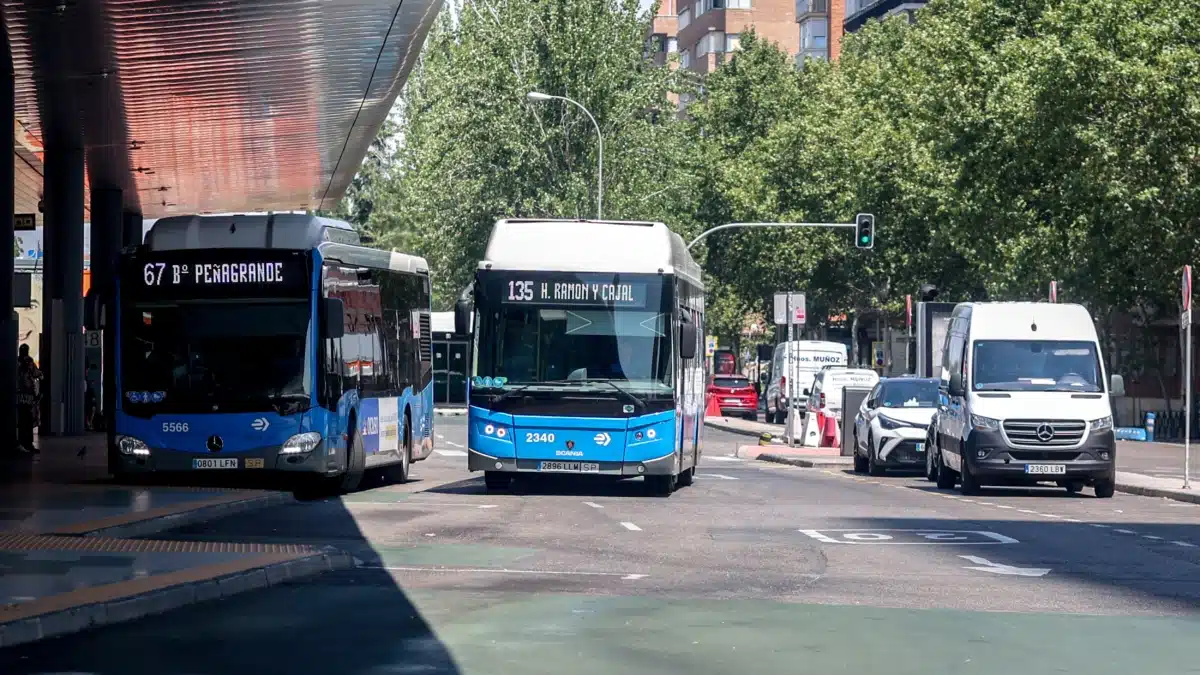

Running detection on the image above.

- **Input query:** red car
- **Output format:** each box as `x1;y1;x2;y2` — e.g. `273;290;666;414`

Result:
707;374;759;420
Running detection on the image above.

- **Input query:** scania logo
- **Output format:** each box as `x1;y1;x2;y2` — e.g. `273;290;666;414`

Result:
1035;424;1055;443
207;435;224;452
556;450;584;457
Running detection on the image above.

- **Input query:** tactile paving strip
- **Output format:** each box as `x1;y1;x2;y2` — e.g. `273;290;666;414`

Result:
0;533;321;554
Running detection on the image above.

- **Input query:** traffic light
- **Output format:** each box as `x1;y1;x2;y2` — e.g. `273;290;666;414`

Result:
855;213;875;250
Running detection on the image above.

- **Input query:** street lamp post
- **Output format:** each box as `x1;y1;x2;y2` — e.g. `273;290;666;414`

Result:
526;91;604;220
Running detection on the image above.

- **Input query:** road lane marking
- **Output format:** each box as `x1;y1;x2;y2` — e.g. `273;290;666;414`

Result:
1173;541;1197;548
959;555;1050;577
364;564;648;579
995;505;1014;509
1114;529;1138;535
583;501;604;509
350;501;497;508
1018;509;1037;514
798;529;1018;545
621;522;642;531
1090;523;1110;528
1143;535;1164;540
708;456;743;462
436;434;445;439
1061;518;1082;523
699;473;738;480
435;449;467;457
445;441;465;448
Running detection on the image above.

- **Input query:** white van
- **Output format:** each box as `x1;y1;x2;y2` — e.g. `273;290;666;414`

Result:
765;341;848;424
929;302;1123;498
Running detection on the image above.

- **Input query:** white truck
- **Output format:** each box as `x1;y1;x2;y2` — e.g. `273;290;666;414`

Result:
764;341;848;424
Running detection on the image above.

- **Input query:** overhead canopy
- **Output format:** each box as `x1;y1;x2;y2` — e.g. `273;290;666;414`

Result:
4;0;442;218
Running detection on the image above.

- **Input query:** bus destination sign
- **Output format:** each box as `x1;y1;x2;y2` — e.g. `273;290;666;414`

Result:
502;278;648;307
127;252;309;299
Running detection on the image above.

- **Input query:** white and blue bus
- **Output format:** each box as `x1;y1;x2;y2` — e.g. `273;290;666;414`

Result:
111;214;435;493
455;219;705;495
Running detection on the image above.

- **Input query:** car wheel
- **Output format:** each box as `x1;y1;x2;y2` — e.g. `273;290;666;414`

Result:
867;433;885;476
853;435;868;473
1093;477;1116;499
935;447;957;490
925;438;938;482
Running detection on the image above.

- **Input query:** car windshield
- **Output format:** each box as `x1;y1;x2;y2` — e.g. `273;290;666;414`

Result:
714;376;750;389
120;300;312;414
880;380;939;408
973;340;1103;392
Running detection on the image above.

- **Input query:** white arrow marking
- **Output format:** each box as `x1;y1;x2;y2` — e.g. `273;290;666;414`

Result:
251;417;269;432
620;522;642;531
565;311;594;335
594;432;611;447
959;555;1050;577
699;473;738;480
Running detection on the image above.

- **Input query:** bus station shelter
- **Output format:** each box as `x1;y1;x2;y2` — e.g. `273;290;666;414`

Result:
0;0;441;448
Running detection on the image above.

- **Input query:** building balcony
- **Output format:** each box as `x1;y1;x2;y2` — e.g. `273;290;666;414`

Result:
844;0;926;33
795;0;828;19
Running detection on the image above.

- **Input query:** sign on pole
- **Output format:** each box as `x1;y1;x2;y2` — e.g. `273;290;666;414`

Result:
773;292;805;325
705;335;718;358
905;295;913;331
1049;281;1057;303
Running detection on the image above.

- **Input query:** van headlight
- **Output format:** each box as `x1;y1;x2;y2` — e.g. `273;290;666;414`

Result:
280;432;322;455
1090;416;1113;432
970;414;1001;431
117;435;150;457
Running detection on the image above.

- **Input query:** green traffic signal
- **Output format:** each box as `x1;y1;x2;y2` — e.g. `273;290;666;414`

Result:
855;213;875;250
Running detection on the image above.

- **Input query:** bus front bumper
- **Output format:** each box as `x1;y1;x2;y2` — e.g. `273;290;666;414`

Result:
468;448;676;476
114;442;339;475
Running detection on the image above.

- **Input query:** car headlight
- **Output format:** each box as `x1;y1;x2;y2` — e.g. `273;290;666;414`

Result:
878;416;903;430
117;435;150;457
280;432;322;454
970;414;1001;431
1090;416;1113;432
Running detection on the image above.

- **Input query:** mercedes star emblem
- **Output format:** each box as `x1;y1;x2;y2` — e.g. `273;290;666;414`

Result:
1035;424;1055;443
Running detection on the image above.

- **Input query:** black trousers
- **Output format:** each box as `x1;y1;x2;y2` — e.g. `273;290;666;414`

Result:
17;404;36;449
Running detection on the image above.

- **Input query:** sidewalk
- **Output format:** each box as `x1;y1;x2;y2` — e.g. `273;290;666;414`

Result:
0;433;330;648
707;418;1200;504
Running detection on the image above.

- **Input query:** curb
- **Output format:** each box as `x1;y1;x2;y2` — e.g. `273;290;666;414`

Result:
703;419;784;442
758;453;853;469
1114;481;1200;505
0;547;352;649
76;491;295;539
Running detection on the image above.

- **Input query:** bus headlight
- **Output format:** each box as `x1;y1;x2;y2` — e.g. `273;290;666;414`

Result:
117;436;150;457
280;432;322;455
482;424;510;440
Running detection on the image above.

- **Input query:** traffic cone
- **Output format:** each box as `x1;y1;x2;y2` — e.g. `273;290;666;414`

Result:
822;415;839;448
705;394;722;418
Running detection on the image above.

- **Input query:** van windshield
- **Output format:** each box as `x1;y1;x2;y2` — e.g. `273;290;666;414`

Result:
972;340;1103;393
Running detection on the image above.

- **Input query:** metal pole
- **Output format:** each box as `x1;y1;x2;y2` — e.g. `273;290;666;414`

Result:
527;93;603;219
688;221;857;251
785;294;794;447
1186;311;1193;490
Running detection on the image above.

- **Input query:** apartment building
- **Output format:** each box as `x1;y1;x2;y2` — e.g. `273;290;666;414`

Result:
842;1;926;36
648;1;800;74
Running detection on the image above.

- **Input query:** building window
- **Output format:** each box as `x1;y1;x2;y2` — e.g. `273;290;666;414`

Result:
725;33;741;52
681;49;691;68
696;31;726;56
723;0;752;7
795;0;828;14
668;37;679;53
800;17;828;51
678;6;691;28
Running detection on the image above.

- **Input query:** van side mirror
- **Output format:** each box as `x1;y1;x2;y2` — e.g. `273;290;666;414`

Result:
323;297;345;339
679;321;698;360
454;299;471;335
756;344;773;362
1110;373;1125;397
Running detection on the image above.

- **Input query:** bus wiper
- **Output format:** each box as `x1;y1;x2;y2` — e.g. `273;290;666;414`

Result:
577;378;646;412
489;378;590;404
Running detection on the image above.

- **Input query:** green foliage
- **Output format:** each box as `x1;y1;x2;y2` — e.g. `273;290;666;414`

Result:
339;0;1200;345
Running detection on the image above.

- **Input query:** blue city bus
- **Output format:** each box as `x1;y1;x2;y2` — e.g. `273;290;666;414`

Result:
455;219;705;495
111;214;435;493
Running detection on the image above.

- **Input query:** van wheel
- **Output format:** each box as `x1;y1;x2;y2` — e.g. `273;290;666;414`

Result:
935;450;957;490
1093;478;1116;499
959;459;981;496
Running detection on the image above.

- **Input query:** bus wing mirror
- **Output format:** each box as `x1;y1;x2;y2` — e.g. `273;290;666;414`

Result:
1110;373;1125;397
454;299;471;335
679;322;698;360
323;298;345;339
756;344;773;362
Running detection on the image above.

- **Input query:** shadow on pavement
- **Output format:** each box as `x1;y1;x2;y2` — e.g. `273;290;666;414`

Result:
423;473;665;498
0;481;465;675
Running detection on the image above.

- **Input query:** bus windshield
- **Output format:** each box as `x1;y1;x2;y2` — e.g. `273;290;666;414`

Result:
120;300;313;415
474;273;672;395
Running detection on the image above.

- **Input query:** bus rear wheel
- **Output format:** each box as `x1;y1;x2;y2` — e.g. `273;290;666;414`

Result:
383;416;413;484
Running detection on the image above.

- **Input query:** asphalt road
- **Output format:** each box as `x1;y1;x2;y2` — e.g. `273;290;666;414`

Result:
4;418;1200;674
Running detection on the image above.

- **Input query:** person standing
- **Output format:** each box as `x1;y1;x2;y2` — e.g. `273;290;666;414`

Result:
17;343;42;454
